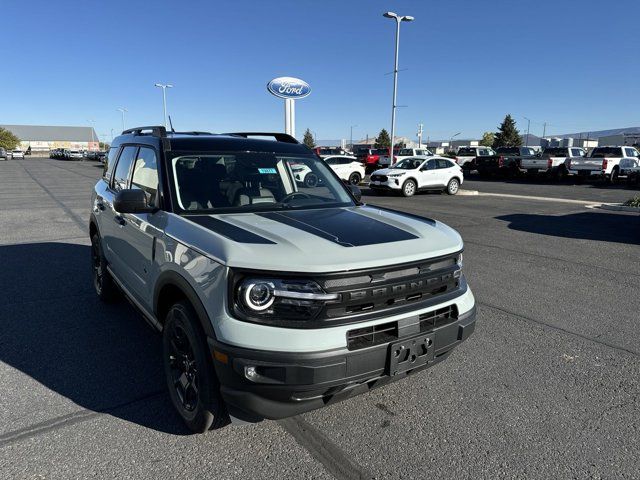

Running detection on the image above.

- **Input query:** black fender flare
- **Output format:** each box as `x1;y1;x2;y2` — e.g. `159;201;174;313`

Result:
153;270;216;338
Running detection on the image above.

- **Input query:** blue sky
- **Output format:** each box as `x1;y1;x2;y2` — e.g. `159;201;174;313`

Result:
1;0;639;143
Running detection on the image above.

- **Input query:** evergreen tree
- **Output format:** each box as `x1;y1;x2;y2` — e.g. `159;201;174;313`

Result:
480;132;495;147
492;115;522;148
302;128;315;148
375;129;391;149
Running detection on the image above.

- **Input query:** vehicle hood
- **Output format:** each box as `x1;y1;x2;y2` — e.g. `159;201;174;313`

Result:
165;206;463;273
371;168;412;176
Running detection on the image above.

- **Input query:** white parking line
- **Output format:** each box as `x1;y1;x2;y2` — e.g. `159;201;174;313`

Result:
475;192;599;205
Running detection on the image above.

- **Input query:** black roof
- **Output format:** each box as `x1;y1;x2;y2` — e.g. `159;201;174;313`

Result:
111;128;311;155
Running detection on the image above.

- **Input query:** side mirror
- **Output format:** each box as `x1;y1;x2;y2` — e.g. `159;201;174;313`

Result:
113;189;153;214
348;184;362;202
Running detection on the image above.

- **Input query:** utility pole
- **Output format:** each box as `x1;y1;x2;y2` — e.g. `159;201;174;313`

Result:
542;122;547;139
523;116;531;146
417;122;424;147
350;125;357;150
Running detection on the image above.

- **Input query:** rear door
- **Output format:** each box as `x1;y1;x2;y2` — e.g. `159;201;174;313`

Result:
435;158;456;186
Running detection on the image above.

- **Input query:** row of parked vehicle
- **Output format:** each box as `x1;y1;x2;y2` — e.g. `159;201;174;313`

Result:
49;148;106;161
0;147;26;160
310;148;464;198
454;145;640;184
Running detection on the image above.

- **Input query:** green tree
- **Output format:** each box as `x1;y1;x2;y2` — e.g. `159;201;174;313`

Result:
302;128;315;148
99;141;110;151
492;115;522;148
480;131;495;147
0;127;20;150
375;129;391;149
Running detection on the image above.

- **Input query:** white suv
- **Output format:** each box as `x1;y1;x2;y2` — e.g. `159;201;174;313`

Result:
323;155;365;185
370;156;464;197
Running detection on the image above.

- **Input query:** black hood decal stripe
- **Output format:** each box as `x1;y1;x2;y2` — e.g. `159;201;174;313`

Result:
188;216;276;244
257;209;418;247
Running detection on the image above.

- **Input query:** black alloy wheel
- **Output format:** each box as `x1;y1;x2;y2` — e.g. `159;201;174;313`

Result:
163;301;229;432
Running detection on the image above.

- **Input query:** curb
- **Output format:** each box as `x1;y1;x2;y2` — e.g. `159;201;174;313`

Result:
595;203;640;213
457;189;479;196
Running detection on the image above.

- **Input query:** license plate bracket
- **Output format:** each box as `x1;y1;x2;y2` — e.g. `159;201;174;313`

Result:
387;333;435;376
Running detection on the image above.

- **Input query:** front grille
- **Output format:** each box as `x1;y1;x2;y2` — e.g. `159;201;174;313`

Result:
320;255;462;321
346;304;459;351
371;174;388;182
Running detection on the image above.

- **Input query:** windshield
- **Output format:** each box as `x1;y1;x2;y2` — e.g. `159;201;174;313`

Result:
496;147;520;155
457;148;476;156
169;152;354;214
392;157;423;170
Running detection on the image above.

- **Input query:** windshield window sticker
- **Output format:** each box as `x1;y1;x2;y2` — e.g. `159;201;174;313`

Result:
258;168;277;174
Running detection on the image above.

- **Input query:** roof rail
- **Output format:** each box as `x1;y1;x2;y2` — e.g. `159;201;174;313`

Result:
225;132;299;144
171;131;213;135
122;126;167;137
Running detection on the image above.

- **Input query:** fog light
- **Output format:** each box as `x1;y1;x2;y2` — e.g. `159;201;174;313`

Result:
245;366;257;379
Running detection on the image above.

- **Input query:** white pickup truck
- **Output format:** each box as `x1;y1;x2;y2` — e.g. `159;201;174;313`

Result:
569;146;640;183
455;147;495;170
520;146;586;178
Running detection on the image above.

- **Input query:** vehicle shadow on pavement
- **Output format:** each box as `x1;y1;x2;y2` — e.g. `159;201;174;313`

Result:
496;211;640;244
0;242;191;435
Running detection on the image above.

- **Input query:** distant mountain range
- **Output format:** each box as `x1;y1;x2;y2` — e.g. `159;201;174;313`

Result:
313;127;640;146
552;127;640;139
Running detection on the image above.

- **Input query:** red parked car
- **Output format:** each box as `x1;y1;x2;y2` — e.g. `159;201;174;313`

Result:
355;147;392;172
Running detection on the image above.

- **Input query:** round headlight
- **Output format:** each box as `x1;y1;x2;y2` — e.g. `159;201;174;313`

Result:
242;280;275;311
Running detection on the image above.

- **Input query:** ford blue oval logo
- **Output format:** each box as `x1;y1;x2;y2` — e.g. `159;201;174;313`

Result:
267;77;311;99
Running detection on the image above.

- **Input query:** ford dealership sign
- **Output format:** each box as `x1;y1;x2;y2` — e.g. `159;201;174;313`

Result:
267;77;311;99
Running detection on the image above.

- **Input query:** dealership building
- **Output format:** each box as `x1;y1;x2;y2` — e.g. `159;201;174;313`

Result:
0;124;100;153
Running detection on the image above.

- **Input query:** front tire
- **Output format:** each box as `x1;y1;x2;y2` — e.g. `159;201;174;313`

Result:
163;301;229;433
304;173;318;188
446;178;460;195
91;233;119;302
609;168;620;184
401;179;417;197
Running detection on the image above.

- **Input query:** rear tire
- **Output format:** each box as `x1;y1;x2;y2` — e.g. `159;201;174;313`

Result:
446;178;460;195
348;172;361;185
401;179;416;197
91;233;120;302
163;301;229;433
609;168;620;184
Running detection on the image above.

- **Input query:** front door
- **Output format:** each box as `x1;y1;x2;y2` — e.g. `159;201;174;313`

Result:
115;146;161;305
419;159;439;187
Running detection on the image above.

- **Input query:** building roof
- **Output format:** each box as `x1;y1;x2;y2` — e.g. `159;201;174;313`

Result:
0;124;98;142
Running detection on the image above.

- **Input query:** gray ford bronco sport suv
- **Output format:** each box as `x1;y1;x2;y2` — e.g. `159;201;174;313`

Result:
90;126;476;432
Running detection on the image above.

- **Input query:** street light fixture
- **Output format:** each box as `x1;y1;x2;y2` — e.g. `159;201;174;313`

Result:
154;83;174;129
117;107;128;131
383;11;414;165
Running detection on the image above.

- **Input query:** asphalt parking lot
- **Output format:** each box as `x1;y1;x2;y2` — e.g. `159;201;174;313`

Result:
1;158;639;479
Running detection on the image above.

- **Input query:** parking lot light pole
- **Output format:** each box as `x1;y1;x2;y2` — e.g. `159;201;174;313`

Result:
523;116;531;146
350;125;357;150
449;132;461;152
383;11;414;165
117;107;128;132
154;83;174;129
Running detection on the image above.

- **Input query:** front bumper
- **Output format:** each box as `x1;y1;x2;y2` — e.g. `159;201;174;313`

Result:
369;179;403;190
208;306;476;421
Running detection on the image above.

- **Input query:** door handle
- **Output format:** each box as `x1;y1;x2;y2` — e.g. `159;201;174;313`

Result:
114;215;126;226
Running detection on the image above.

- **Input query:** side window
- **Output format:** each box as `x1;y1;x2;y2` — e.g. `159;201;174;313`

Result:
325;158;337;165
340;158;351;165
103;147;120;180
437;159;453;169
425;159;437;170
111;146;138;192
131;147;159;206
625;148;637;158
